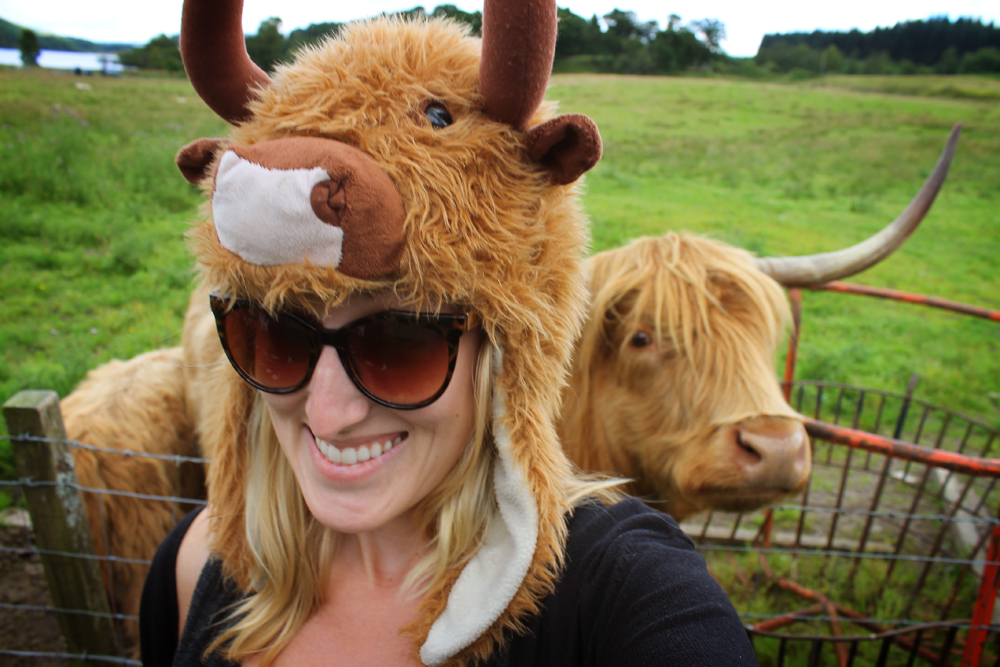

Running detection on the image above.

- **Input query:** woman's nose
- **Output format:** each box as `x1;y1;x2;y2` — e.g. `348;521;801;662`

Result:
304;346;372;434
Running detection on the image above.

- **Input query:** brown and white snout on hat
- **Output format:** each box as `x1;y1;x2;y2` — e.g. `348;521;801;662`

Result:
177;136;405;280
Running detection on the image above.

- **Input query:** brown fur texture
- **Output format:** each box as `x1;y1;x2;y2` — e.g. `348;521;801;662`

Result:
559;233;811;521
61;348;204;655
185;17;591;665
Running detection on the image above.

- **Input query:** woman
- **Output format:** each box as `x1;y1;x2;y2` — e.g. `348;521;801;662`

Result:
140;0;758;665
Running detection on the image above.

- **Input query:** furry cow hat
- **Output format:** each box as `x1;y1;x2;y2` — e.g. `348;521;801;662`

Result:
175;0;602;664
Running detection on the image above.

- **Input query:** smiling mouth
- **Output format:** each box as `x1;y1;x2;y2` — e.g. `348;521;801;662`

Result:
315;434;404;466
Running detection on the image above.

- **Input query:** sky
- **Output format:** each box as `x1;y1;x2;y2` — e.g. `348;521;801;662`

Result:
1;0;997;57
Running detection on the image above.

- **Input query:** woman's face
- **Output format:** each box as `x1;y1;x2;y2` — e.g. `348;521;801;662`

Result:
261;293;481;535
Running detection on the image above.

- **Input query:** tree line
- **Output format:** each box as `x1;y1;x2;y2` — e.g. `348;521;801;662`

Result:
114;5;723;76
105;9;1000;78
552;9;722;74
756;17;1000;75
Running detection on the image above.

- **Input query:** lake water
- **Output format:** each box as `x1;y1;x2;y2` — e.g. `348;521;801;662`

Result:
0;47;125;72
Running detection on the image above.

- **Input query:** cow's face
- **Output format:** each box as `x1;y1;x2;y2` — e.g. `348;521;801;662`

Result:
561;234;811;520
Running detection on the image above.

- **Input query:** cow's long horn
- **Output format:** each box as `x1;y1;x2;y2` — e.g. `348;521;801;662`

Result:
755;125;961;287
479;0;557;131
180;0;273;124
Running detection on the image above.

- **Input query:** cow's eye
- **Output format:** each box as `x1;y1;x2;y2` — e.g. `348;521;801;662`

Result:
424;103;453;129
630;331;653;348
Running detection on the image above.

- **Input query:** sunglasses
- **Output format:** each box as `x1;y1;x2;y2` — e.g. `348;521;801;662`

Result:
209;294;476;410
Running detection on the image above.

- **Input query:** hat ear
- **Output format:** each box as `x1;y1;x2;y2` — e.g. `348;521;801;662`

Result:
526;114;603;185
176;137;225;184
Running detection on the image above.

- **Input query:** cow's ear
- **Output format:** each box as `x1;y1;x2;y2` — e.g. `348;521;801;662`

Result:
526;114;602;185
176;138;224;184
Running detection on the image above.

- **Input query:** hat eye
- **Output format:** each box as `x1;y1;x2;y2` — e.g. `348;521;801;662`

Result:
424;102;453;129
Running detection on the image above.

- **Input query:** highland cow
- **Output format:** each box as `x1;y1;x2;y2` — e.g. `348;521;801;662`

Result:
558;126;959;521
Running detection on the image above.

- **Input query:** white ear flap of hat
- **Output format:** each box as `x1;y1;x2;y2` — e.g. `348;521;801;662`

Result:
212;150;345;268
419;345;539;666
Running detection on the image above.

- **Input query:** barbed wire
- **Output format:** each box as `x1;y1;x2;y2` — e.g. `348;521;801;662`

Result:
0;434;209;465
699;503;1000;526
0;601;137;622
0;544;153;565
739;612;1000;632
0;477;207;506
0;648;140;665
694;542;1000;567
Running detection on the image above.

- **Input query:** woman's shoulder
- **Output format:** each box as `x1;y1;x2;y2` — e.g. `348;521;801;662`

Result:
571;496;671;523
567;497;692;547
140;506;208;667
176;506;214;628
140;506;241;667
562;497;710;596
494;498;758;667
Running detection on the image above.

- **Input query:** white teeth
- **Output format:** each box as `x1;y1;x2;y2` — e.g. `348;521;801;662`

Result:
317;439;341;463
315;436;401;467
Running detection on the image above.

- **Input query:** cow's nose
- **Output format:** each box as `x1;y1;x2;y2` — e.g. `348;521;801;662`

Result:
731;416;811;491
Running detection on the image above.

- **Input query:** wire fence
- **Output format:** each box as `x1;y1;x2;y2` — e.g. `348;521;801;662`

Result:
688;281;1000;667
4;408;1000;665
683;381;1000;666
0;405;208;667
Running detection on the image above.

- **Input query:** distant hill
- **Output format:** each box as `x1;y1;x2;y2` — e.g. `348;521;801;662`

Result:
0;16;135;52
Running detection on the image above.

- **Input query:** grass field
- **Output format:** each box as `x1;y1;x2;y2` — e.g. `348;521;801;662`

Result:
1;68;999;485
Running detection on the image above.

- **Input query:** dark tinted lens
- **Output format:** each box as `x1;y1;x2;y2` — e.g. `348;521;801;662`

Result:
347;318;450;406
225;307;313;390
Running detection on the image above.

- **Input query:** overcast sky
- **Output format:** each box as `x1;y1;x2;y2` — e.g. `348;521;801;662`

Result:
1;0;997;57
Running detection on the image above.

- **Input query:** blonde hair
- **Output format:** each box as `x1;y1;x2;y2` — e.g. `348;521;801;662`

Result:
211;337;621;664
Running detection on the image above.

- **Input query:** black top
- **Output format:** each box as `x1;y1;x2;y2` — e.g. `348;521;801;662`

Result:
140;499;758;666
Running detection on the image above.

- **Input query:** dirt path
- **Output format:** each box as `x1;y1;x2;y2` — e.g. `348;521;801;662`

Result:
0;520;69;667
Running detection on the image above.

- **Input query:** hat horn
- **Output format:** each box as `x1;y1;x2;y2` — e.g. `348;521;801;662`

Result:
180;0;273;124
479;0;557;131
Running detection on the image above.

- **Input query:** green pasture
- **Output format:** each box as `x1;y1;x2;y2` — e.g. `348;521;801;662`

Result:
0;68;229;483
1;68;999;489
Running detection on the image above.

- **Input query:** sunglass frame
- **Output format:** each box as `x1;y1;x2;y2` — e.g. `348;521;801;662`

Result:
209;293;475;410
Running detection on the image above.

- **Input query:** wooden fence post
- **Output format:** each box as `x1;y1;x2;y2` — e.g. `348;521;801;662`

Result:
3;390;123;663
